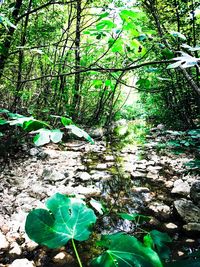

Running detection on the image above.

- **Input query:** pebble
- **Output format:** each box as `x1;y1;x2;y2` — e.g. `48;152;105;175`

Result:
9;242;22;256
0;231;9;250
9;259;35;267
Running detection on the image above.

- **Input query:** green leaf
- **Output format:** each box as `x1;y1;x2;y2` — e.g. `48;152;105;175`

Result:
65;125;94;144
170;31;186;40
25;193;97;249
61;116;73;126
23;120;50;132
96;20;116;31
143;234;154;248
91;233;163;267
33;129;51;146
90;199;105;215
0;119;8;125
50;129;63;143
119;213;150;223
150;230;172;259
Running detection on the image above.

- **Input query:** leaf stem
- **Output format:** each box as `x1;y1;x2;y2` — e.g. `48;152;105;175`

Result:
72;239;83;267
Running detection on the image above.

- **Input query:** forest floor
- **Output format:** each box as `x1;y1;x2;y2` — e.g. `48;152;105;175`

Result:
0;125;200;267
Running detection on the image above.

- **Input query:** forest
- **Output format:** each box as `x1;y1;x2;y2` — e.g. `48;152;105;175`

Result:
0;0;200;266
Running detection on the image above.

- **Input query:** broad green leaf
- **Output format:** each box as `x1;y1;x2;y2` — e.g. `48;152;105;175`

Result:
120;9;141;21
50;129;63;143
91;233;163;267
61;116;73;126
167;52;199;69
90;199;105;215
65;125;94;144
0;119;8;125
33;129;50;146
8;116;34;126
96;20;116;31
150;230;172;259
0;109;9;113
23;120;50;132
25;193;97;249
170;31;186;40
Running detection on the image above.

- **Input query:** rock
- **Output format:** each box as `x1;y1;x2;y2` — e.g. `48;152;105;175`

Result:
171;179;190;196
131;171;146;178
165;222;178;230
53;252;69;264
77;172;91;181
104;155;114;161
183;223;200;232
146;172;159;180
25;239;38;251
9;259;35;267
88;128;104;138
149;202;171;219
174;199;200;223
190;181;200;207
96;163;107;170
147;165;162;173
157;124;165;130
29;148;39;156
0;231;9;250
42;168;65;182
131;187;150;193
9;242;22;256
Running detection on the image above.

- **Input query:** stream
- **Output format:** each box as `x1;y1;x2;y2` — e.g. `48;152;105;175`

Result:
0;125;200;266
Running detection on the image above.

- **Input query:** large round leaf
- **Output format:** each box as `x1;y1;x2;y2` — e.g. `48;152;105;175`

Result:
25;193;97;248
91;233;163;267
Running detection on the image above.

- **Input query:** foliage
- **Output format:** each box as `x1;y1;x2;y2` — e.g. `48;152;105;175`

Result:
0;109;94;146
91;233;163;267
25;193;97;248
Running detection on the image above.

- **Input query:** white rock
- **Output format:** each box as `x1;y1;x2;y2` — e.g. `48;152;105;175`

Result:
53;252;68;264
9;259;35;267
96;163;107;170
0;231;9;250
42;168;65;182
171;180;190;196
9;242;22;256
149;202;171;219
79;172;91;181
165;223;178;230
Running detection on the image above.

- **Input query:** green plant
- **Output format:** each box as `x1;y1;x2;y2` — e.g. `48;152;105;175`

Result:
0;109;94;146
25;193;97;267
25;194;167;267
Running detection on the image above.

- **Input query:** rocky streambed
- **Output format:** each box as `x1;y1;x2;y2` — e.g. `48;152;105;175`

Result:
0;126;200;266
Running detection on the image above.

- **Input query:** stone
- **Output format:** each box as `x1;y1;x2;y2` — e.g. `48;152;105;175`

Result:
0;231;9;250
149;202;171;219
165;222;178;230
53;252;69;264
183;223;200;232
9;242;22;256
147;165;162;173
146;172;159;180
171;179;190;196
42;168;65;182
29;148;39;156
104;155;114;161
96;163;107;170
190;180;200;207
131;171;146;178
77;172;91;181
9;259;35;267
174;199;200;223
